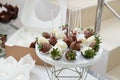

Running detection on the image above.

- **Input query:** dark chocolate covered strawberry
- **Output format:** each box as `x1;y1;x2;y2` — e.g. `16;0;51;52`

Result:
42;32;51;39
84;28;94;39
29;41;37;48
64;36;73;47
70;40;81;51
38;43;52;53
0;11;11;23
70;32;77;41
49;34;57;46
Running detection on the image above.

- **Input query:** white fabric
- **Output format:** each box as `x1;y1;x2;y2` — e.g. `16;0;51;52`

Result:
0;54;35;80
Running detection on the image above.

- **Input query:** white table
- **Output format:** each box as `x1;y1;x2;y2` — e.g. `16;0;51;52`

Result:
35;44;103;80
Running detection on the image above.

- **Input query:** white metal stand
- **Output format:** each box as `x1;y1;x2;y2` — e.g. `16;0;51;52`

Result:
44;64;91;80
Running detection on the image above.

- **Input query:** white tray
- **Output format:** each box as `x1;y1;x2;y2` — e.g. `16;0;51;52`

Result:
35;43;103;68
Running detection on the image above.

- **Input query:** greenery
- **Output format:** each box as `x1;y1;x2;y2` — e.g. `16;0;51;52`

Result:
50;48;61;60
84;49;96;58
38;44;42;51
93;35;101;52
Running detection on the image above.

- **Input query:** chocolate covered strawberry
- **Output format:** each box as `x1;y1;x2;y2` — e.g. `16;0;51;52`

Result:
70;40;81;51
70;31;77;41
29;41;37;48
84;28;94;39
49;34;57;46
64;36;73;47
42;32;51;39
38;43;52;53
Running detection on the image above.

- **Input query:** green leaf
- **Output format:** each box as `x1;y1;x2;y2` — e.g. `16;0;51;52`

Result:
50;48;61;60
84;49;96;58
38;44;42;51
94;35;101;52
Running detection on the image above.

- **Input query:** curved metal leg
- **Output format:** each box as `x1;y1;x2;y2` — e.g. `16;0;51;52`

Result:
44;63;91;80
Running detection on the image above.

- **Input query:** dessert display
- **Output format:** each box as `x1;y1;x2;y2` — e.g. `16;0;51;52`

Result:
36;25;101;61
0;3;19;23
